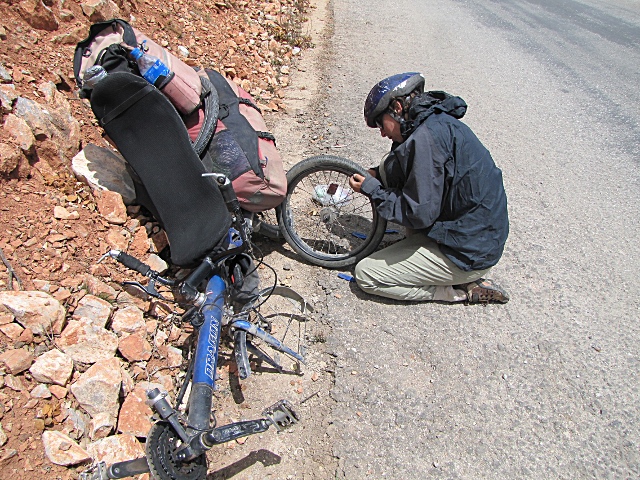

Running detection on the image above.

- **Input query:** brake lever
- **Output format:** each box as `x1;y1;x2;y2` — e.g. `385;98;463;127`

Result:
122;279;167;301
99;250;173;301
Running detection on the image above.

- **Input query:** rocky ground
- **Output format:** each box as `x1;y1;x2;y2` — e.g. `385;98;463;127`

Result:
0;0;341;478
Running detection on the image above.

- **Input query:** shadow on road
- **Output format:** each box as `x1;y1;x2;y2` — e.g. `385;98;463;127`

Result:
208;449;282;479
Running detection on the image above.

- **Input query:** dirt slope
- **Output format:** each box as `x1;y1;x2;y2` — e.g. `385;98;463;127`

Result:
0;0;342;478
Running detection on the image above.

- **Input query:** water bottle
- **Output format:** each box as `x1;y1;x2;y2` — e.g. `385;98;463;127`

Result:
129;47;171;87
83;65;107;90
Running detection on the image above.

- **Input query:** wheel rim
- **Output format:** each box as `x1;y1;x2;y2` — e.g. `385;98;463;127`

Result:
283;166;381;261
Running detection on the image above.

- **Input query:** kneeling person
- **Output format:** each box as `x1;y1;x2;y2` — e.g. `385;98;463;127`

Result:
349;72;509;304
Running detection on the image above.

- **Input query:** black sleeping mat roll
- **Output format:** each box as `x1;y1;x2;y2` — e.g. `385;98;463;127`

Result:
90;72;231;267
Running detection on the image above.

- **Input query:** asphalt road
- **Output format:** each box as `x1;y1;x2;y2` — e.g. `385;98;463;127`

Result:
312;0;640;478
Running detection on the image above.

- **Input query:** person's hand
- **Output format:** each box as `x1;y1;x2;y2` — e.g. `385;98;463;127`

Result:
349;173;366;193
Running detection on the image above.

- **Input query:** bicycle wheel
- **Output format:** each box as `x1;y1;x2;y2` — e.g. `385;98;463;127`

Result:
278;155;387;268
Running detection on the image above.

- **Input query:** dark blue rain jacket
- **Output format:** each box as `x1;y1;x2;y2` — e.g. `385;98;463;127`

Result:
360;92;509;271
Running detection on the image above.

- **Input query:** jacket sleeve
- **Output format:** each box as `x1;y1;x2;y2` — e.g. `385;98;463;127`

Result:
360;129;445;229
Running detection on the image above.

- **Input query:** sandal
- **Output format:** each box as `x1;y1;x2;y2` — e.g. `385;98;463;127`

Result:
462;279;509;304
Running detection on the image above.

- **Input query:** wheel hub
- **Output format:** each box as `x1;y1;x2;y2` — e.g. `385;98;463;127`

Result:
319;206;339;224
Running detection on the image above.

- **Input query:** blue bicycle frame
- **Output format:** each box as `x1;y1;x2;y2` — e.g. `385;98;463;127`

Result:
188;274;226;432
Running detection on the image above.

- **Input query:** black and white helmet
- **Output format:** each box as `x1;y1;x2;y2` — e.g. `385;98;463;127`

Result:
363;72;425;128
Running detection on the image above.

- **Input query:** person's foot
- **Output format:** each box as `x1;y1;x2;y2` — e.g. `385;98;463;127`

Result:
461;279;509;304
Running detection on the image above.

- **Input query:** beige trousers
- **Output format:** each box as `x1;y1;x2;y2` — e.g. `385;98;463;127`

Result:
354;233;490;302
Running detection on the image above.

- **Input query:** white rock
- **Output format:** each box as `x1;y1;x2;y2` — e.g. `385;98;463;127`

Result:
70;357;123;419
86;433;144;466
30;384;52;399
53;205;79;220
84;274;118;302
42;430;91;466
73;294;113;327
29;349;74;386
71;144;136;204
0;290;66;335
166;345;183;367
4;374;25;391
89;411;115;440
63;406;89;440
121;366;135;397
57;318;118;364
110;305;145;335
145;254;168;274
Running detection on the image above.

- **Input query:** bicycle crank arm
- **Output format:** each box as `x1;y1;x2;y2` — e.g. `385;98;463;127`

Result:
203;419;272;445
79;457;149;479
181;399;301;461
177;419;272;461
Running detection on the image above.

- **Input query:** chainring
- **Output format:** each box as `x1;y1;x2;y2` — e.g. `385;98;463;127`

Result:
146;422;207;480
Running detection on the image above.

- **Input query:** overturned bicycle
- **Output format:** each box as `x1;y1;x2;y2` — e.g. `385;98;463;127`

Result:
81;173;304;480
74;19;387;479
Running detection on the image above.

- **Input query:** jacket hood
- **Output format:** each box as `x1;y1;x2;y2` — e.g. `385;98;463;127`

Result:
401;91;468;138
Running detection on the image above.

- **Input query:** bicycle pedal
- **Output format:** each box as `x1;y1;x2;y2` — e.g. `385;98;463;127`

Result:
79;461;107;480
262;399;299;431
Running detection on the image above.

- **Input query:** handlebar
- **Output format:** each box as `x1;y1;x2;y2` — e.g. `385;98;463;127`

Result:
99;173;253;307
99;250;175;285
108;251;151;276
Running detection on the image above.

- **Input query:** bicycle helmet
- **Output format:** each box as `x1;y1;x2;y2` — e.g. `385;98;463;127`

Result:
364;72;425;128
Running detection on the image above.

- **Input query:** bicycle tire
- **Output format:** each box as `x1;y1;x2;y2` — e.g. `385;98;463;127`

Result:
277;155;387;268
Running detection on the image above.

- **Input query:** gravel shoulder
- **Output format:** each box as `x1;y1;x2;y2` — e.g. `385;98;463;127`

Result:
206;0;343;478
